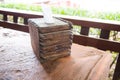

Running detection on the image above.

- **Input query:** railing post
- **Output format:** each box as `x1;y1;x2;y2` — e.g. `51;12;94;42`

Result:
3;14;7;21
24;18;28;24
13;16;18;23
113;53;120;80
80;26;89;35
100;30;110;39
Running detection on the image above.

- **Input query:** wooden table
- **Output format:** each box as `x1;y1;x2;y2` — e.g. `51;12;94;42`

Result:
0;28;112;80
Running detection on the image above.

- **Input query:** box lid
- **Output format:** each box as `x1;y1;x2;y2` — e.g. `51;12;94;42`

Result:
28;18;72;33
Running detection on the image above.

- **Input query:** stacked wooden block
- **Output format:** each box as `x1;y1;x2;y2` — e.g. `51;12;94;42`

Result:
28;18;73;63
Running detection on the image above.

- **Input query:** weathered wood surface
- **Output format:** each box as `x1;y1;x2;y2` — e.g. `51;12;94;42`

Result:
28;18;73;62
39;30;72;41
39;30;72;39
39;40;72;47
0;28;112;80
39;42;71;53
28;18;72;33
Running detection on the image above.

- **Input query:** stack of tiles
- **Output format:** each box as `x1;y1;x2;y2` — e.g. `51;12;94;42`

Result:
28;18;73;63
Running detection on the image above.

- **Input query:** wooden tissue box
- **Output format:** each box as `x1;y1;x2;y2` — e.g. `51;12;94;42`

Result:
28;18;73;63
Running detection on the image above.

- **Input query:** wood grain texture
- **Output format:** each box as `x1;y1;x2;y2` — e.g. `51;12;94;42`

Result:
28;18;72;33
73;35;120;52
0;28;112;80
39;30;72;41
28;22;40;60
28;18;73;62
39;42;71;53
0;20;29;32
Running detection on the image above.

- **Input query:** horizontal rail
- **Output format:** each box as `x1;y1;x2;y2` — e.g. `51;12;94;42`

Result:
0;8;120;31
0;20;29;32
60;15;120;31
0;8;43;18
73;35;120;52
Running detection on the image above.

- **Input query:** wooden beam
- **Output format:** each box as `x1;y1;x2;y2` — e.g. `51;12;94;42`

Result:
3;14;7;21
57;15;120;31
13;16;18;23
80;26;89;35
0;8;43;18
100;30;110;39
73;34;120;52
0;20;29;32
113;53;120;80
24;18;28;24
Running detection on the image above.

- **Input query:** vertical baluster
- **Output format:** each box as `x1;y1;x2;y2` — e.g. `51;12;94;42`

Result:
3;14;7;21
24;18;28;24
100;30;110;39
113;53;120;80
80;26;89;35
13;16;18;23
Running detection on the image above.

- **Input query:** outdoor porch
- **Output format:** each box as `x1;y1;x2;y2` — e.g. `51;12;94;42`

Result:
0;8;120;80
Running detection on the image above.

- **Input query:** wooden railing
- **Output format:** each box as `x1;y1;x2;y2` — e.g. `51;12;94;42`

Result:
0;8;120;80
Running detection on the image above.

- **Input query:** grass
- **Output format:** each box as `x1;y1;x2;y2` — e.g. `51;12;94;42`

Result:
0;3;42;11
0;3;120;21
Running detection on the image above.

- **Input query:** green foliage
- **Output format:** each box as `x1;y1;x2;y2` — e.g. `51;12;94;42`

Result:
51;7;88;16
0;3;120;21
73;25;81;34
0;3;42;11
90;12;120;21
89;28;101;37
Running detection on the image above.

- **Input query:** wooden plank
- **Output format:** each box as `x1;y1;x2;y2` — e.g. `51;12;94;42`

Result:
0;8;43;18
113;53;120;80
24;18;28;24
28;18;72;33
0;28;112;80
80;26;89;35
13;16;18;23
73;34;120;52
28;18;72;62
3;14;7;21
100;30;110;39
0;20;29;32
57;15;120;31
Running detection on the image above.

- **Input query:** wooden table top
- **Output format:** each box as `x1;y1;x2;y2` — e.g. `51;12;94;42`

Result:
0;28;112;80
